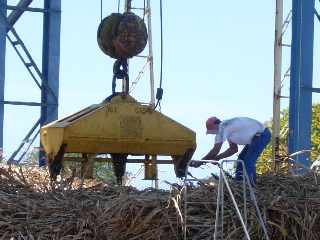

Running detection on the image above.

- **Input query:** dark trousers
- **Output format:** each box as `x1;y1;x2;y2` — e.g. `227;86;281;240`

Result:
235;128;271;184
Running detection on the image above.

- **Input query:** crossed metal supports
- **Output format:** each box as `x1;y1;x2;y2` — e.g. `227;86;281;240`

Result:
183;159;270;240
0;0;61;164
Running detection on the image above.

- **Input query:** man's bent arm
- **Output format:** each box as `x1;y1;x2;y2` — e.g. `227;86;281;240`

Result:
215;141;238;160
202;142;222;160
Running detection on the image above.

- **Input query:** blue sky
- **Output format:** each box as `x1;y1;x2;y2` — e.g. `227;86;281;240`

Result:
3;0;320;189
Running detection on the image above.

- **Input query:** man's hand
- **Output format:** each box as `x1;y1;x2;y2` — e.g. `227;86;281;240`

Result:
189;160;204;168
210;161;219;165
202;157;219;166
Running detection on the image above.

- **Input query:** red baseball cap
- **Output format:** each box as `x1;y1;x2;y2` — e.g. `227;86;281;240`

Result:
206;116;221;134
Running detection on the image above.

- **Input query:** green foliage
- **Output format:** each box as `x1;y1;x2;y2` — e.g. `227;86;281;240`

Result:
23;150;117;184
257;103;320;174
62;160;116;184
93;162;117;184
311;104;320;160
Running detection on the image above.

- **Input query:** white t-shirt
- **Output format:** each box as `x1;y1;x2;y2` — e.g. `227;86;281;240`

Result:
214;117;265;145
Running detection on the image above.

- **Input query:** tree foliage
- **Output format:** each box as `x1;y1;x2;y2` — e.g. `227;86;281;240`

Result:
257;103;320;174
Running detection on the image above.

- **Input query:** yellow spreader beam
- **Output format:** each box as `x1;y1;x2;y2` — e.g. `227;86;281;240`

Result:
40;94;196;183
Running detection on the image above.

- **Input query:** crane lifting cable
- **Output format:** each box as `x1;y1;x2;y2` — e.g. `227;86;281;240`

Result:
97;8;148;94
155;0;164;110
40;1;196;185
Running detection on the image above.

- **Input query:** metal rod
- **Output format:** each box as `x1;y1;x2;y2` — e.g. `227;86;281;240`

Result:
242;166;270;240
281;10;292;37
63;157;172;164
17;128;39;162
220;169;251;240
220;163;224;238
214;168;222;240
303;86;320;93
6;31;42;89
2;100;41;106
279;95;290;98
129;58;150;93
314;8;320;22
7;118;40;163
281;43;291;47
243;163;247;226
152;155;159;189
6;5;49;13
125;0;131;12
220;159;270;240
0;0;6;153
100;0;102;22
130;7;145;10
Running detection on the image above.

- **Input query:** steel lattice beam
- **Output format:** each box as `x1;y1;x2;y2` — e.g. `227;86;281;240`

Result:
6;0;33;31
289;0;315;171
39;0;61;166
0;0;6;152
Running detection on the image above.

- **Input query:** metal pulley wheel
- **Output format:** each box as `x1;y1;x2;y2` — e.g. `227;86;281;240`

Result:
97;12;148;59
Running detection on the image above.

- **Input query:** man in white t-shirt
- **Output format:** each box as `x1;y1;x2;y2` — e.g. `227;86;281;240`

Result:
191;116;271;184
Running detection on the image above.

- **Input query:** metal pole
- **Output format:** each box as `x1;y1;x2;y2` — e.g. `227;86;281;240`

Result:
214;168;222;240
0;0;6;153
123;0;132;93
40;0;61;166
272;0;283;173
125;0;132;12
289;0;314;171
41;0;61;126
220;170;251;240
242;166;270;240
183;184;187;240
146;0;155;106
152;155;159;189
243;166;247;226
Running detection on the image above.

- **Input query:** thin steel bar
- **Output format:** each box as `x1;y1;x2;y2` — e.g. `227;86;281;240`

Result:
241;165;270;240
7;118;40;163
281;43;291;47
281;10;292;37
6;5;49;13
17;129;39;162
0;0;5;151
6;32;42;89
303;86;320;93
314;8;320;22
219;169;251;240
63;157;172;164
214;168;222;240
3;100;41;106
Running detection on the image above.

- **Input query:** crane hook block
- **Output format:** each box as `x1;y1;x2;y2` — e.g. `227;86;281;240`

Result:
97;12;148;59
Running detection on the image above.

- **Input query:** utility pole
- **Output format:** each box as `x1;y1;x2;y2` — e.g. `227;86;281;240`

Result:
272;0;283;173
146;0;155;106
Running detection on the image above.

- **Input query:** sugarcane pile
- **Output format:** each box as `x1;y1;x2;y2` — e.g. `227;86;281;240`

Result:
0;165;320;240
